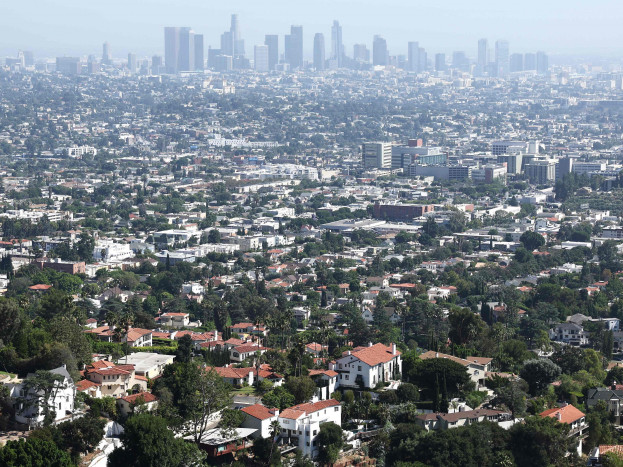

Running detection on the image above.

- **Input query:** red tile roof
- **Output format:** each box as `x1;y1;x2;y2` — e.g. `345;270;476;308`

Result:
540;404;585;424
120;392;158;404
281;399;340;420
348;343;400;367
241;404;278;420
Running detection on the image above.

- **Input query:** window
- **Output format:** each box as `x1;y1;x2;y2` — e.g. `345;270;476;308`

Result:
313;430;317;435
358;366;362;371
345;375;349;380
334;407;339;412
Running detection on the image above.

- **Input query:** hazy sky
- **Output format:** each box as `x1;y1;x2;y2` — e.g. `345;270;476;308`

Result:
2;0;622;59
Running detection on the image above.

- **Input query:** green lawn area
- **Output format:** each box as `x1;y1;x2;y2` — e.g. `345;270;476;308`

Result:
232;386;256;396
0;371;16;379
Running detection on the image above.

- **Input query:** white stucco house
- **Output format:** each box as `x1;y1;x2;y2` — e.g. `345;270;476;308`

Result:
329;343;402;389
11;365;76;427
278;399;342;459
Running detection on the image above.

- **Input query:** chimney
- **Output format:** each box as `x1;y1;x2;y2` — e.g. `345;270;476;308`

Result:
435;352;439;358
347;351;351;356
556;412;561;420
392;343;397;355
214;330;218;341
368;342;373;347
271;408;279;417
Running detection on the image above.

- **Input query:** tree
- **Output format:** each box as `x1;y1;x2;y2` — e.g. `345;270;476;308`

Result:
108;414;203;467
396;382;420;402
491;380;528;417
550;346;585;375
285;376;317;404
57;415;106;460
316;422;343;465
262;386;295;411
75;233;95;262
154;363;231;444
509;416;572;467
207;229;221;244
38;289;76;321
448;308;486;346
519;359;561;396
0;438;72;467
175;334;193;363
519;231;545;251
0;298;20;347
411;358;471;400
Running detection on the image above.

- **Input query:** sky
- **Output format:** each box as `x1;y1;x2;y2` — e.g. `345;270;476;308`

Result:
2;0;623;60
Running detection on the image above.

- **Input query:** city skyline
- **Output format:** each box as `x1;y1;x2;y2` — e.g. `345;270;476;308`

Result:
2;0;622;59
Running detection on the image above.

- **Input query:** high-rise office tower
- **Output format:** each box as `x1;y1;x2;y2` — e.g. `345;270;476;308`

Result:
372;35;388;66
407;42;419;72
231;14;245;58
452;51;468;71
194;34;204;71
435;53;446;72
363;142;392;169
264;35;279;70
495;40;510;77
23;51;34;67
254;45;269;71
220;31;234;57
152;55;163;74
524;53;537;70
102;42;112;65
56;57;81;75
536;51;549;75
331;21;343;67
353;44;370;62
285;25;303;69
477;38;488;70
313;33;326;71
164;27;195;73
127;53;137;73
418;47;427;72
509;53;523;72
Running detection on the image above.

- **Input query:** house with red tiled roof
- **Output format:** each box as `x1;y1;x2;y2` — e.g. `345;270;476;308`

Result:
309;369;338;399
540;403;588;455
210;365;255;387
160;312;189;328
419;350;492;389
123;328;153;347
278;399;341;459
305;342;327;357
117;391;158;417
240;404;279;438
329;343;401;389
230;344;268;363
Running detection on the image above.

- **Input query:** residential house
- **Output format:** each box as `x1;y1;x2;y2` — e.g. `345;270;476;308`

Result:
549;323;589;346
419;351;492;390
117;392;158;417
211;366;255;387
241;404;279;438
278;399;342;459
540;403;588;455
160;312;190;328
230;344;268;363
587;387;623;425
415;409;513;431
13;365;76;428
329;343;402;389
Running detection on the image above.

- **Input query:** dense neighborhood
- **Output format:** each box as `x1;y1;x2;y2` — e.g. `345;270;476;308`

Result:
2;13;623;467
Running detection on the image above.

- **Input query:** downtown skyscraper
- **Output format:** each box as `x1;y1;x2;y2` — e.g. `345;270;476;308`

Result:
264;35;279;71
331;21;343;68
373;35;388;66
314;33;325;71
285;26;303;69
164;27;203;73
495;39;510;77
